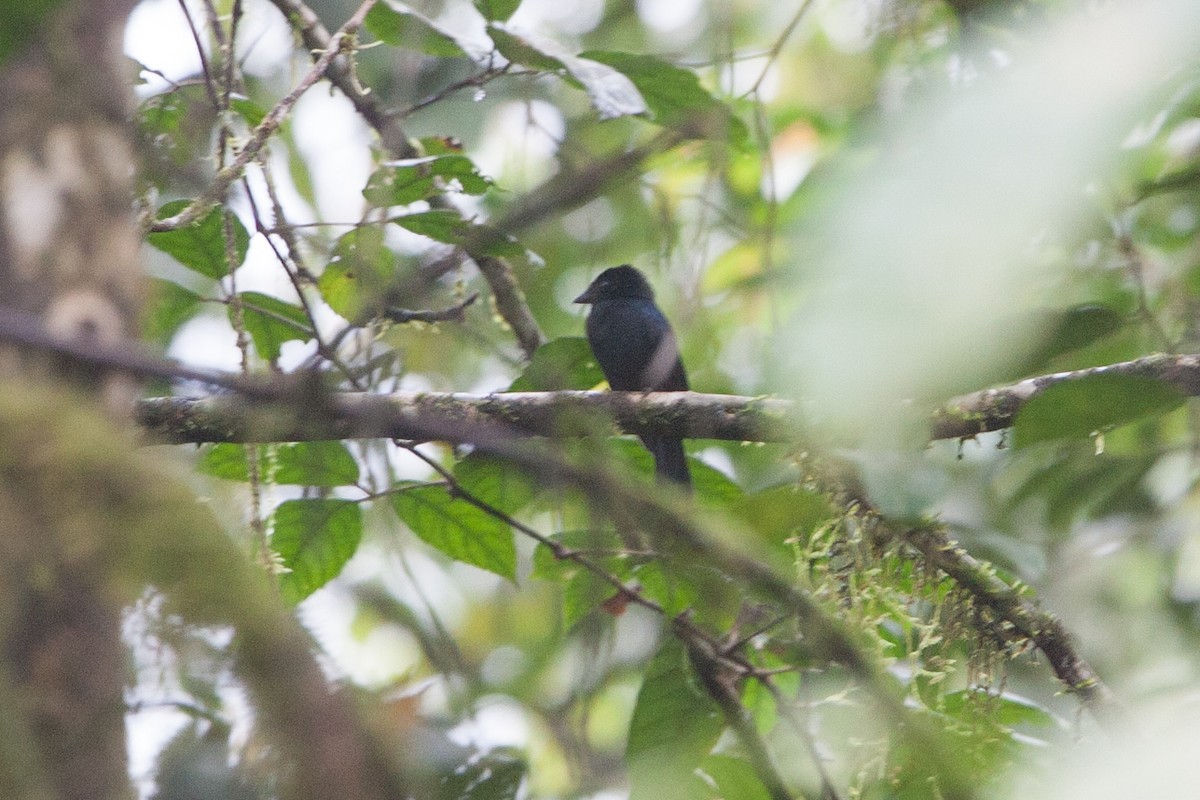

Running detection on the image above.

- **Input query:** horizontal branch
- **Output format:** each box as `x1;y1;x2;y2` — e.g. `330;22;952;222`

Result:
135;390;793;444
134;352;1200;446
933;352;1200;440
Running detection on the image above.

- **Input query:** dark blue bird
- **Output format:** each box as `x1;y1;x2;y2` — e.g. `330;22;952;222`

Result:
574;265;691;489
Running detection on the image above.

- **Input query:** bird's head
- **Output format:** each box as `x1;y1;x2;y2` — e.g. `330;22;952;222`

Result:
573;264;655;304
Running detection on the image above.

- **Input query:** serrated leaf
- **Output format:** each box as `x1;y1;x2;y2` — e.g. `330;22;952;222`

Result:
508;337;602;391
144;278;202;346
627;639;724;800
488;24;647;120
233;291;313;360
272;499;363;603
391;484;517;580
365;3;467;57
582;50;744;141
275;441;361;486
474;0;521;22
1012;373;1184;447
149;200;250;279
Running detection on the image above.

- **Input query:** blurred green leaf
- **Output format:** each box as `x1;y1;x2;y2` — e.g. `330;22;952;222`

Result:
508;337;601;391
318;226;394;322
454;453;536;516
365;3;467;57
392;484;517;580
1026;304;1124;367
229;95;266;127
149;200;250;279
474;0;520;22
144;278;202;346
273;499;363;603
233;291;312;361
700;755;772;800
943;690;1059;729
437;747;525;800
1013;373;1184;447
733;485;838;544
627;638;723;800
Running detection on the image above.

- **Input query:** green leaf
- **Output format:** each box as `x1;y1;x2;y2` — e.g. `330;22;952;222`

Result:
229;95;267;127
532;530;629;629
149;200;250;279
272;499;363;603
391;484;517;580
275;442;361;486
474;0;521;22
627;639;724;800
700;755;772;800
393;209;474;243
233;291;313;360
198;443;256;481
454;453;535;515
392;210;527;261
318;226;394;322
365;3;467;57
487;25;564;71
733;485;837;544
508;337;602;391
943;690;1058;728
144;278;202;346
582;51;747;142
438;747;525;800
364;155;492;207
1026;304;1124;367
0;0;61;65
488;24;647;120
1012;373;1184;447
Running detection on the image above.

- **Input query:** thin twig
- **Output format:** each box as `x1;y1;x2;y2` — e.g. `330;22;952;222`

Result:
149;0;380;233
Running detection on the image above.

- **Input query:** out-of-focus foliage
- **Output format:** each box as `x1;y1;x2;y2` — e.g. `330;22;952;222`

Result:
126;0;1200;797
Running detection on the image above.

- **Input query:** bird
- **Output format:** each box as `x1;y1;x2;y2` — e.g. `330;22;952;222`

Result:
574;265;692;489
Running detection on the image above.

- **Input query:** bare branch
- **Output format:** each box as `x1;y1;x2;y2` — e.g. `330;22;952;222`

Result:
136;390;791;445
932;352;1200;440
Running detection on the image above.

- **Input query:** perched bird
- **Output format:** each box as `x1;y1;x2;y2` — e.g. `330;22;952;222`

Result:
574;265;691;489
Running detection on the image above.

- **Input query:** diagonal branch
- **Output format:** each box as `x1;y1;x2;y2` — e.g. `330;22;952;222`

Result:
149;0;380;233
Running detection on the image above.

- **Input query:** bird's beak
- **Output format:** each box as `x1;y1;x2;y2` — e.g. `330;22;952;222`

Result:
573;287;595;304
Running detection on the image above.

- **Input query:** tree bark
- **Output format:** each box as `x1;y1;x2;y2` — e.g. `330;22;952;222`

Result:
0;2;141;798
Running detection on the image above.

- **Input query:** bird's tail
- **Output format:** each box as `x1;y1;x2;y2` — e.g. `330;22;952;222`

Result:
641;435;692;491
